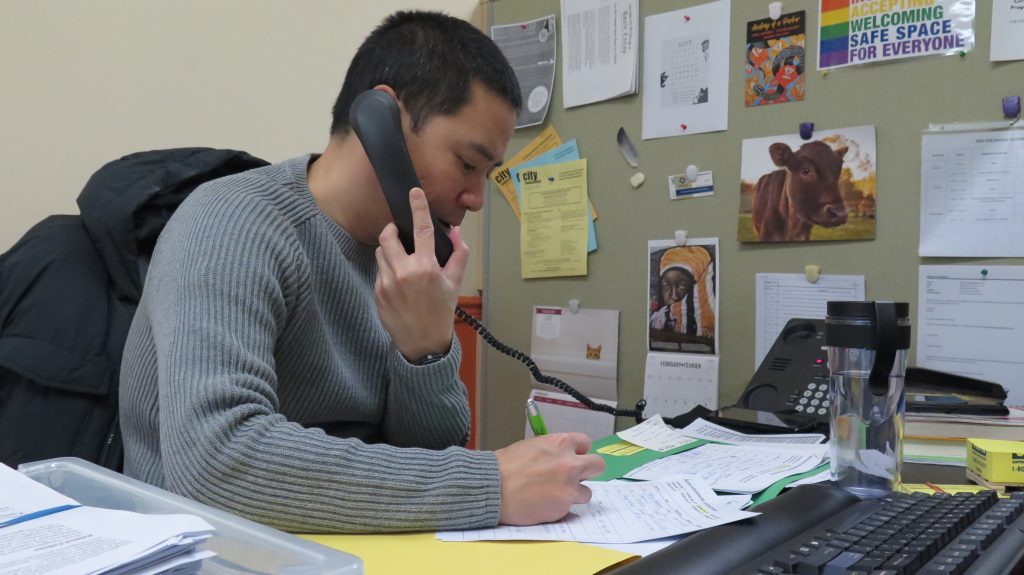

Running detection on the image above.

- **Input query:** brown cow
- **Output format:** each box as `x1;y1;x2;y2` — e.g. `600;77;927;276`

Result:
752;141;849;241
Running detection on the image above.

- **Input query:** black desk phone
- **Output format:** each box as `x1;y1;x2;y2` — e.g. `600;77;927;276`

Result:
738;319;832;422
735;317;1010;427
347;89;645;422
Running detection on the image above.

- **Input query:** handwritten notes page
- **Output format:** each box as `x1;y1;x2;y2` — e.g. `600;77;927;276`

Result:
617;414;697;452
624;443;828;493
437;476;757;544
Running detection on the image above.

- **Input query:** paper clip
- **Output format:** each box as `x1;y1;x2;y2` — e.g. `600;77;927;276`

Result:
674;230;688;246
805;264;821;284
769;2;783;20
568;298;581;314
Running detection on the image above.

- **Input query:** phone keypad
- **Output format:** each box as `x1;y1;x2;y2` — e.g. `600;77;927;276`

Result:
788;378;831;417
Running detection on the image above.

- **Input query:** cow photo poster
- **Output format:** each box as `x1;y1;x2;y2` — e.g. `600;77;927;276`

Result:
744;10;806;107
647;238;719;355
738;125;877;243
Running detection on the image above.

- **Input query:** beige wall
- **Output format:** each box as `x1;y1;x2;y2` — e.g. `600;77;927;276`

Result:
1;0;486;295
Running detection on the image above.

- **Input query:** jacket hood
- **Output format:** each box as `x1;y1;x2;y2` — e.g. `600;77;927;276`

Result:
76;147;268;302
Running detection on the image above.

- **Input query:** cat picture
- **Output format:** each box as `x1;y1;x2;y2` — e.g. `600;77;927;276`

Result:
585;344;602;360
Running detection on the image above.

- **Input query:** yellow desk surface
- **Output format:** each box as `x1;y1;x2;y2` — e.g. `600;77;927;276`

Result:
300;532;636;575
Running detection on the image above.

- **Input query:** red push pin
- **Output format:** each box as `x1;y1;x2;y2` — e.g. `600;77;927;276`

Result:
684;15;691;22
680;123;688;130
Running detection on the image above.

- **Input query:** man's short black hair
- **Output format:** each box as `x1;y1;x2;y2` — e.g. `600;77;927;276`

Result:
330;10;521;136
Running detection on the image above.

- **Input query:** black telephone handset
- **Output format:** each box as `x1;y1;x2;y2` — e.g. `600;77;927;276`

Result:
347;88;644;422
348;89;454;266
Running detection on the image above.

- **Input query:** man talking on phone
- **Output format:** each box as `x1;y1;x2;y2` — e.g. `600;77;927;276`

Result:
119;10;604;533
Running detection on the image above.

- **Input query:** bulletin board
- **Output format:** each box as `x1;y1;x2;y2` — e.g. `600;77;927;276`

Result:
478;0;1024;450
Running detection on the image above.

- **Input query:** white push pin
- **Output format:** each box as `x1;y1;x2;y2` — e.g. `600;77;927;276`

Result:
769;1;783;20
568;298;581;314
686;164;699;182
674;230;688;246
804;264;821;284
630;172;646;188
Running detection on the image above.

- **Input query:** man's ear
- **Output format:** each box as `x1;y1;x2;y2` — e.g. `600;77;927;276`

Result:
372;84;398;100
769;142;795;168
371;84;412;135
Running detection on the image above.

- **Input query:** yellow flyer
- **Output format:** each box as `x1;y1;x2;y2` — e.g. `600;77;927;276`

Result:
520;159;589;279
489;125;561;220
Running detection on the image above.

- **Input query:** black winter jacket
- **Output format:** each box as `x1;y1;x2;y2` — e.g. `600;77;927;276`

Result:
0;148;268;470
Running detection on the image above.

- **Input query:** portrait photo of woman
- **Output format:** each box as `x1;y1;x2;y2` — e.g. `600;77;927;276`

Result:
647;240;718;354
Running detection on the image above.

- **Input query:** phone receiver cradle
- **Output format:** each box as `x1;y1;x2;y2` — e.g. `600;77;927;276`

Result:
348;89;454;266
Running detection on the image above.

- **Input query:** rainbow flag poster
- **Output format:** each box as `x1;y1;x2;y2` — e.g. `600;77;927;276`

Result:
818;0;976;70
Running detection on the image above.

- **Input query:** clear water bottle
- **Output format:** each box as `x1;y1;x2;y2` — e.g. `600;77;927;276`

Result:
825;301;911;499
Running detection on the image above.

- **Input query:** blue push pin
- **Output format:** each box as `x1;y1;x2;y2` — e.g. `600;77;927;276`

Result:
981;268;988;279
1002;96;1020;119
799;122;814;140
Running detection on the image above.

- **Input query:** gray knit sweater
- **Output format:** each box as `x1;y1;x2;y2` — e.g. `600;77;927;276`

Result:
120;155;500;533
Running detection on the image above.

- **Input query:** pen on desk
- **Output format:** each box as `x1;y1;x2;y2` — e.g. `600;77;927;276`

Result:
526;398;548;437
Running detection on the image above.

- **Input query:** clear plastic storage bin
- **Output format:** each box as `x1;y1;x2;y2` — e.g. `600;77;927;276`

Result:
18;457;362;575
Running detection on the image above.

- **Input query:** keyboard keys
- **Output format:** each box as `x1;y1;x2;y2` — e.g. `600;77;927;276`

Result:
794;545;843;574
733;489;1015;575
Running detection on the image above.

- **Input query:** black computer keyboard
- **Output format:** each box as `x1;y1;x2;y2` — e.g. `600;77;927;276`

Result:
610;484;1024;575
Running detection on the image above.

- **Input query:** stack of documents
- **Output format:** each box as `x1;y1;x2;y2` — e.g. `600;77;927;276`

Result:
436;417;832;558
1;463;215;575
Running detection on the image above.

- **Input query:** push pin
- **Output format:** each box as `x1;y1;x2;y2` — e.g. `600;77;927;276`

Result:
799;122;814;140
959;50;966;58
686;164;699;181
981;268;988;279
680;123;688;131
1002;96;1021;119
568;298;581;314
768;1;783;20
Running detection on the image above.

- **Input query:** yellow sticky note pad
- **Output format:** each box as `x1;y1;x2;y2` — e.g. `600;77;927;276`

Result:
300;532;635;575
598;441;648;456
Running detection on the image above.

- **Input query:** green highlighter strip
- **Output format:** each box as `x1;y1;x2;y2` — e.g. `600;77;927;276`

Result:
526;398;548;436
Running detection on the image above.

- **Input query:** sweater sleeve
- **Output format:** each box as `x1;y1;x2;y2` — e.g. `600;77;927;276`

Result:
144;188;500;533
382;337;476;448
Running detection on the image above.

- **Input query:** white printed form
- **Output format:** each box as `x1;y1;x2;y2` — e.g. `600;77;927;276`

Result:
917;265;1024;408
755;273;864;367
624;443;828;494
617;414;698;452
677;418;826;447
437;476;758;544
920;126;1024;256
